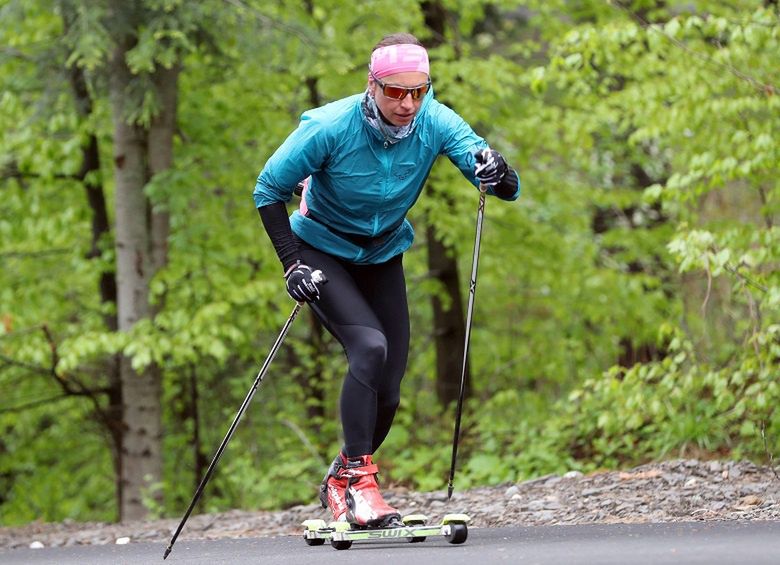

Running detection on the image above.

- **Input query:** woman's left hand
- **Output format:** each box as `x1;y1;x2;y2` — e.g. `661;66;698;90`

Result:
474;149;508;186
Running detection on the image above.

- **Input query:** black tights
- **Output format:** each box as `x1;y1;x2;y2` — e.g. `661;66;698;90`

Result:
298;240;410;457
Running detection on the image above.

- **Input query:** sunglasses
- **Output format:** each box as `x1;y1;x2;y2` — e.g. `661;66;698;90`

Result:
370;70;431;100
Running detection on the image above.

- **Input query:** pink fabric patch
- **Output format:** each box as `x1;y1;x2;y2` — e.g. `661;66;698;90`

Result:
298;176;311;216
370;44;429;79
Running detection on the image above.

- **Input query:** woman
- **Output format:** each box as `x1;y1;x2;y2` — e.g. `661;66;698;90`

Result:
254;32;520;527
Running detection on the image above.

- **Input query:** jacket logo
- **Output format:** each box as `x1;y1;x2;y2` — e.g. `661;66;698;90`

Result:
394;163;416;181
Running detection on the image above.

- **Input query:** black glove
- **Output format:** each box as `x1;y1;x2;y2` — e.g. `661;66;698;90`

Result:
474;148;508;186
284;263;327;303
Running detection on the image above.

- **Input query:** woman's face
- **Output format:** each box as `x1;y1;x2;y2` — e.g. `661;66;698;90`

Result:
368;71;429;127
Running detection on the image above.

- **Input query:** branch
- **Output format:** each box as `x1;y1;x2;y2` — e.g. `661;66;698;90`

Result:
0;324;45;339
760;420;780;480
222;0;318;48
701;254;713;317
39;325;118;428
0;249;72;259
0;353;112;396
0;327;111;399
2;160;84;182
724;263;769;294
0;394;77;414
0;353;48;375
0;46;33;61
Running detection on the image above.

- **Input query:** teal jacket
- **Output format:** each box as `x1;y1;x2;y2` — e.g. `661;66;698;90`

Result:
253;90;520;264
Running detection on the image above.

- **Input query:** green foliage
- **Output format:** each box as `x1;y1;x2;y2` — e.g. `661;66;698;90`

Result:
564;323;779;464
444;1;780;487
0;398;114;525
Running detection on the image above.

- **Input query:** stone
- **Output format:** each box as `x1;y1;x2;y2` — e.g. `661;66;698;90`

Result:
708;461;723;473
505;485;520;498
738;495;762;507
527;500;546;511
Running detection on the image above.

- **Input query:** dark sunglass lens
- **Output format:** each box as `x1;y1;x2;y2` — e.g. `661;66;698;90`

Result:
411;84;429;99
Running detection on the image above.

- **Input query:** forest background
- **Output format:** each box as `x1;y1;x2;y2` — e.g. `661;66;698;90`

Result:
0;0;777;526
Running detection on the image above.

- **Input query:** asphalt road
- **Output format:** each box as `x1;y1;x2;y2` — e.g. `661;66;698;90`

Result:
2;521;778;565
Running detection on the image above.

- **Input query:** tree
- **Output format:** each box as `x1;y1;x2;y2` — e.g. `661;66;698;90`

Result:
419;0;470;407
1;0;220;521
469;0;780;475
102;0;181;521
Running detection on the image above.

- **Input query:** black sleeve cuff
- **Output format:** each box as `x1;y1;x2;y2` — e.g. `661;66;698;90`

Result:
492;168;519;200
257;202;302;272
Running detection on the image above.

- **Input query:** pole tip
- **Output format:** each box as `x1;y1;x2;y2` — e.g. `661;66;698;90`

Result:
163;546;171;560
447;485;454;500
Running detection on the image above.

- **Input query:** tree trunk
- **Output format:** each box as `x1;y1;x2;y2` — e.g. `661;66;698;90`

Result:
426;225;469;405
109;40;163;522
189;365;207;492
147;64;179;273
422;0;470;406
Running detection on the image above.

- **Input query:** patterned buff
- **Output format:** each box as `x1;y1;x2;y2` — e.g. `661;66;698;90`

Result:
369;44;429;79
361;91;414;145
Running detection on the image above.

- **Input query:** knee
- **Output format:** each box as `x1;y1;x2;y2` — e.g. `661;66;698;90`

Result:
348;329;388;383
378;394;400;414
354;331;388;370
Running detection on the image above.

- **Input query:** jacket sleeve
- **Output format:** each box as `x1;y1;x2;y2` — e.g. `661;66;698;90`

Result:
434;101;520;202
253;112;332;208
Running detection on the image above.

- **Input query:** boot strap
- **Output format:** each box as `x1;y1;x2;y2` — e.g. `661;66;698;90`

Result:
338;463;379;478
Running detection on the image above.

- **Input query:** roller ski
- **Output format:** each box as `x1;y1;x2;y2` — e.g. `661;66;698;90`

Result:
302;513;470;550
303;452;469;549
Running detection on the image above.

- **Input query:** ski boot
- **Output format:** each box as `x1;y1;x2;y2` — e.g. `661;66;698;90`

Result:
320;453;401;527
343;454;401;527
320;452;349;521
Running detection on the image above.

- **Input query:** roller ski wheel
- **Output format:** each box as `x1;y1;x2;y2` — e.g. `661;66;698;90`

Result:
331;539;353;550
445;522;468;544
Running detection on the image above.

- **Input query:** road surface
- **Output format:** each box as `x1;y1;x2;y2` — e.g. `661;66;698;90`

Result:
2;521;778;564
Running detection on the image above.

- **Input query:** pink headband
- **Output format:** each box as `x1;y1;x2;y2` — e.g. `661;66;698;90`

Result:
369;44;430;79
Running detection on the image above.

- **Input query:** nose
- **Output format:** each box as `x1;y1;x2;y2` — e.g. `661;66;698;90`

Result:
399;91;416;109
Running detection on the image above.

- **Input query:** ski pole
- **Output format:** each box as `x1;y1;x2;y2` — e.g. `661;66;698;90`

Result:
164;273;323;560
447;185;488;500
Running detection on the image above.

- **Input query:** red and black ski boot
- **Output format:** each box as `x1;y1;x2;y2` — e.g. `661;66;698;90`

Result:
320;452;349;521
341;454;401;527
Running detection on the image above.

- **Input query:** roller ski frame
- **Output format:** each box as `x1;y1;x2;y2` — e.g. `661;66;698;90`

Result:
302;513;470;550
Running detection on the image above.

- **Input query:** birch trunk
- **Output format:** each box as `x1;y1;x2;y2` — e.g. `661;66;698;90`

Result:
109;40;163;522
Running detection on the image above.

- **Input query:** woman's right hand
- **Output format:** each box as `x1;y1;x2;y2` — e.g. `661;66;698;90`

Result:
284;263;327;303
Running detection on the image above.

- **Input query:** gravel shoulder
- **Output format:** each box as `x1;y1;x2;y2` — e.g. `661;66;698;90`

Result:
1;458;778;550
